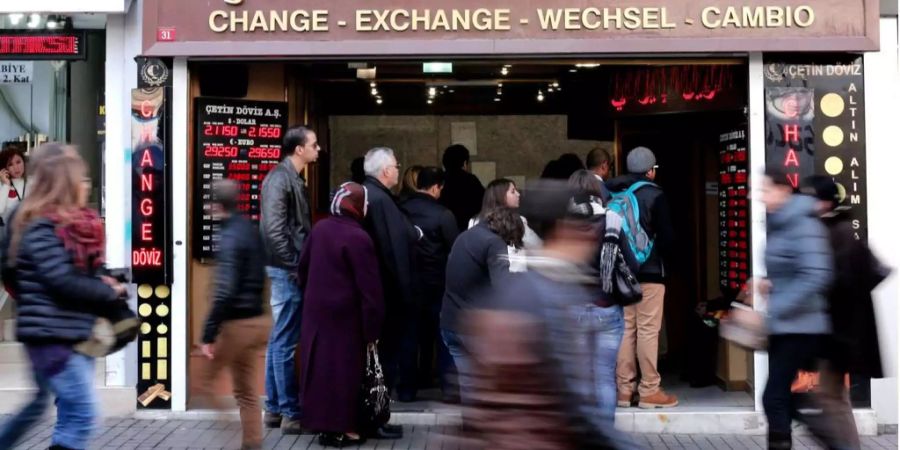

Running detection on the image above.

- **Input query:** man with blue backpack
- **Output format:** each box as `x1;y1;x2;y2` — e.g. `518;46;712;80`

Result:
606;146;677;409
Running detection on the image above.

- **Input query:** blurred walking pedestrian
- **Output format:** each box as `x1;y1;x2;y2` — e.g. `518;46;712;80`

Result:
760;169;833;450
197;179;270;450
463;180;640;450
259;125;319;433
800;175;890;450
0;143;129;450
297;182;386;447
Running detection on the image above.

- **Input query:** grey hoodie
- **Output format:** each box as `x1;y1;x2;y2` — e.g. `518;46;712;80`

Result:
765;195;833;336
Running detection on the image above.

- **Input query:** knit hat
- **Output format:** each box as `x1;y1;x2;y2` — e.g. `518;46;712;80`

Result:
801;175;839;208
626;147;657;174
330;182;368;221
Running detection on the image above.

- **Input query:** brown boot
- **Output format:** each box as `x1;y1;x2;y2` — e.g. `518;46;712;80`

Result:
617;393;634;408
281;418;306;435
264;412;282;428
638;391;679;409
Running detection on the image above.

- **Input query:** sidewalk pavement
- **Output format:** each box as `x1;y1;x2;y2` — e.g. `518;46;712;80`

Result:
3;418;898;450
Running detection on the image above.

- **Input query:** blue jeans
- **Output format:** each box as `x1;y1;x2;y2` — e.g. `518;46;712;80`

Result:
0;352;97;449
441;329;472;403
577;304;625;422
264;266;303;420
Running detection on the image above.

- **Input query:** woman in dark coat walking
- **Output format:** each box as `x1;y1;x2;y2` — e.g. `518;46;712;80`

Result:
298;182;385;447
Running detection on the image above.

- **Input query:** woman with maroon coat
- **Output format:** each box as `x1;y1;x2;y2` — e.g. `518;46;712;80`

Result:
297;182;385;447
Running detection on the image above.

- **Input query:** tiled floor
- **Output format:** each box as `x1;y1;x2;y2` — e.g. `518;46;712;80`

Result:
3;418;897;449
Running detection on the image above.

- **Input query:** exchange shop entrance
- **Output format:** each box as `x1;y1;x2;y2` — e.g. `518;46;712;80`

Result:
186;58;755;411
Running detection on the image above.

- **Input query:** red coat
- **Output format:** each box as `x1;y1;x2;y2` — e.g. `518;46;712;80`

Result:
297;215;385;433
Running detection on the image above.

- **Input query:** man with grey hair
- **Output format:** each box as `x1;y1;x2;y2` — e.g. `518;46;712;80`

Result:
363;147;422;430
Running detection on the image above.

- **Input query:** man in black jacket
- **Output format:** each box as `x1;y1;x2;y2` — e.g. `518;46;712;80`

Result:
400;167;460;401
439;144;485;231
363;147;422;411
199;180;269;450
259;126;319;433
606;146;678;409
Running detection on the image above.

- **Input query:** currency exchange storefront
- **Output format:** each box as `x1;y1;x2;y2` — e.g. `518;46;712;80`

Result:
128;0;885;434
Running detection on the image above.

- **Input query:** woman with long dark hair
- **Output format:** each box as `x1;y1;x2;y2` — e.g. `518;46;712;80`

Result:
441;207;524;403
0;143;128;450
469;179;541;268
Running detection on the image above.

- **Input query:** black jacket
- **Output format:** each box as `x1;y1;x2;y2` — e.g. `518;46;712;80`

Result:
202;214;266;344
606;174;674;283
440;169;485;232
401;192;459;293
363;177;420;307
1;218;119;345
440;223;511;333
822;209;885;378
260;159;312;270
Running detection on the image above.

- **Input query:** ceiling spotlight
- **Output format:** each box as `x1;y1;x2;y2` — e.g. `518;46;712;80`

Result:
569;69;578;73
27;13;41;29
449;89;455;93
370;81;377;88
496;89;502;96
501;67;509;76
9;13;24;25
427;99;434;105
428;87;437;97
575;63;601;68
371;88;378;96
494;97;501;102
503;64;512;68
548;87;555;93
497;82;503;88
552;82;560;88
537;91;545;102
376;98;383;105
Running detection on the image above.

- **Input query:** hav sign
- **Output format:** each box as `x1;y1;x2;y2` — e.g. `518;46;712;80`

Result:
0;61;32;84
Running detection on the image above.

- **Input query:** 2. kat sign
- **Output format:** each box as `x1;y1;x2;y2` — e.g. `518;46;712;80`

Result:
131;87;171;284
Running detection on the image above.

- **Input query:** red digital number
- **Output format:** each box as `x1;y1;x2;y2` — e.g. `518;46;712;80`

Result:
203;124;238;137
248;147;280;160
204;146;239;158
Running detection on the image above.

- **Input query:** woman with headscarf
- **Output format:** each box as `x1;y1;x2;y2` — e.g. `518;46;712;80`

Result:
297;182;385;447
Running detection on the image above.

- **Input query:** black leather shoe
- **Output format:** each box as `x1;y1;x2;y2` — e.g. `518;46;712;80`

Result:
371;424;403;439
318;433;366;448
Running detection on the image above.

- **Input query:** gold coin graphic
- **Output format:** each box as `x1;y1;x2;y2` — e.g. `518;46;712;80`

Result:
156;304;170;317
140;323;152;334
835;182;847;203
825;157;844;175
822;126;844;147
138;303;152;317
820;93;845;117
155;285;170;299
138;285;153;299
157;324;169;334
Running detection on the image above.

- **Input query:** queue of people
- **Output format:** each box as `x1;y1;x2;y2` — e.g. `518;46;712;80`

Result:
0;132;886;450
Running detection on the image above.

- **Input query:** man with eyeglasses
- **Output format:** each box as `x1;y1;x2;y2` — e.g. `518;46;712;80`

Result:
605;146;677;410
361;147;422;439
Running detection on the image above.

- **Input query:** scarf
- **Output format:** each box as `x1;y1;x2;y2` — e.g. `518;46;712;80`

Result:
330;182;368;221
46;208;106;271
599;211;624;294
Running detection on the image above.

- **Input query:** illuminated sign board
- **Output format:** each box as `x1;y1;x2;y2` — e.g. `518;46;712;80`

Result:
0;31;86;60
718;127;750;295
131;87;171;284
194;98;288;260
764;55;868;241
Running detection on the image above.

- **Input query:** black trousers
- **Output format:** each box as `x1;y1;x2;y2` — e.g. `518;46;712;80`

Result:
763;334;825;436
379;302;419;398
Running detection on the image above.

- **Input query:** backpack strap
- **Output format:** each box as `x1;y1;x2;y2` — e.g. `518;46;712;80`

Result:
626;180;656;194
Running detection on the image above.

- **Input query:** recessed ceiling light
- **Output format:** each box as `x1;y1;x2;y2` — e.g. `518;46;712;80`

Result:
371;88;378;96
575;63;601;68
427;99;433;104
494;98;501;102
428;87;437;97
537;91;545;102
376;98;383;105
27;13;41;29
501;67;509;76
370;82;377;88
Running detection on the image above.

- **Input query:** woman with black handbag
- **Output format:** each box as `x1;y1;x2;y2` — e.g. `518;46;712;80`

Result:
297;182;387;448
0;143;129;450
